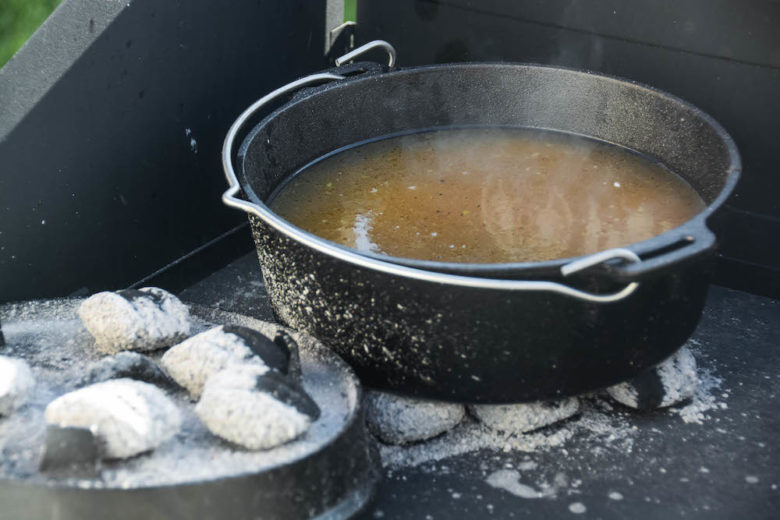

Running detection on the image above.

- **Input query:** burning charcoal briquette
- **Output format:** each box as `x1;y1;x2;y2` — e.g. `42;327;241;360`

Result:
161;325;293;399
0;356;35;416
365;391;465;445
78;287;191;354
44;379;181;459
606;347;698;409
78;352;177;389
469;397;580;434
40;426;100;478
195;365;319;450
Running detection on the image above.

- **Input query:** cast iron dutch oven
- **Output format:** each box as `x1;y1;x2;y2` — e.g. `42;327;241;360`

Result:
221;41;741;403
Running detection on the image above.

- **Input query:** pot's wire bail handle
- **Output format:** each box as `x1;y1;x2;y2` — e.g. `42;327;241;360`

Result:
221;71;345;215
222;41;398;210
335;40;396;68
221;40;641;304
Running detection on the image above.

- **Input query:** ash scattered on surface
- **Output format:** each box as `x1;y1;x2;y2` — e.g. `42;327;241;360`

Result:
375;341;727;472
377;396;637;470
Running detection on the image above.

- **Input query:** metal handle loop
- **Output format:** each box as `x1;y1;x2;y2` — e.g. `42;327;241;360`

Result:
335;40;397;68
559;248;641;301
221;43;642;304
222;72;345;209
562;248;641;277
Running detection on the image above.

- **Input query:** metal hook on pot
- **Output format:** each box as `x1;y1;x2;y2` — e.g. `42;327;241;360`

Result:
335;40;397;68
561;248;641;277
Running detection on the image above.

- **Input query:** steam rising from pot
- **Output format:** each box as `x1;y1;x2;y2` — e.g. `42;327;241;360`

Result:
269;127;704;264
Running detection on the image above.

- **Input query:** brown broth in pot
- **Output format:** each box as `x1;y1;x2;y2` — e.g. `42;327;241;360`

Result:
269;128;706;263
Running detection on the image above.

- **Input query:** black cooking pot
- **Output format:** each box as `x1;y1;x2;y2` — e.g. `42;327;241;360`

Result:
221;41;740;403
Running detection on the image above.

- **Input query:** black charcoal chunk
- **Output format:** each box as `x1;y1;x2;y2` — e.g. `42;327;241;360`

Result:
254;371;320;420
0;317;5;347
223;325;290;374
79;352;177;389
39;426;100;478
607;347;698;409
273;330;302;379
117;288;167;307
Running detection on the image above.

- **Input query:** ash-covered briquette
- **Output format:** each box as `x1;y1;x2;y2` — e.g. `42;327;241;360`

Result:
468;398;581;434
0;355;35;416
39;426;100;478
606;347;698;409
44;379;181;459
78;287;191;354
364;391;465;445
160;325;294;399
78;352;177;389
195;365;319;450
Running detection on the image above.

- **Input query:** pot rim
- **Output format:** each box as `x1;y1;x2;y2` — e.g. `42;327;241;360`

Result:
226;62;741;297
260;122;737;276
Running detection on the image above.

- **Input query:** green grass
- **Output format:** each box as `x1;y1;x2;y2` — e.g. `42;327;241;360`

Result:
0;0;62;67
1;1;355;67
344;0;356;22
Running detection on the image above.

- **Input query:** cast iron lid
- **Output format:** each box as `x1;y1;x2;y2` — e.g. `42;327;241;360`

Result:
0;299;378;520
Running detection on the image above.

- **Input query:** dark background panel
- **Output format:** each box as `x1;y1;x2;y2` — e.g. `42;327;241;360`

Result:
0;0;328;302
357;0;780;298
440;0;780;68
2;0;779;301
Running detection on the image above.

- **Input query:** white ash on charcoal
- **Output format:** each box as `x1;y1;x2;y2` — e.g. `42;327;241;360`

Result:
365;391;465;445
44;379;181;459
78;352;177;389
195;364;320;450
468;397;580;434
161;324;298;399
0;355;35;416
78;287;191;354
606;347;698;409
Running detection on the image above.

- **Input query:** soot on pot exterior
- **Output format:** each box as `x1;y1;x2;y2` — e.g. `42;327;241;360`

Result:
224;44;740;403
